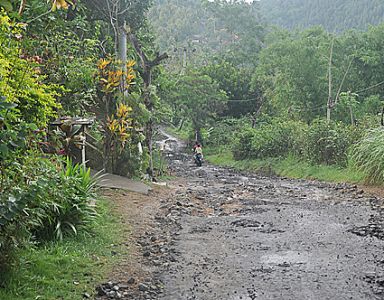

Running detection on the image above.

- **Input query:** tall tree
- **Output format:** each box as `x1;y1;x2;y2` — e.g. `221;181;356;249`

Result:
161;70;228;140
128;32;168;176
83;0;169;176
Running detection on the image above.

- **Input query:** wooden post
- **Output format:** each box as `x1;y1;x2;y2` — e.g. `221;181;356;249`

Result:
82;126;86;169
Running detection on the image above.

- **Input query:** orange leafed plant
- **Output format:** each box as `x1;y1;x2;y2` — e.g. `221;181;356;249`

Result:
116;103;132;118
16;0;73;15
127;60;136;68
97;58;111;70
97;58;137;93
127;73;135;83
107;103;133;150
51;0;72;11
107;116;119;132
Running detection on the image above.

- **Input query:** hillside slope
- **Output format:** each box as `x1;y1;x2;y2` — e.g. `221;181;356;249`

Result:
259;0;384;31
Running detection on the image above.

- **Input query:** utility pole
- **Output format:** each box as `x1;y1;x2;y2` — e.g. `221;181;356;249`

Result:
327;37;334;123
181;47;187;75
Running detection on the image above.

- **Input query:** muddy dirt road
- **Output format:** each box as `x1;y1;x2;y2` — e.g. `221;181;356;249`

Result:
97;136;384;300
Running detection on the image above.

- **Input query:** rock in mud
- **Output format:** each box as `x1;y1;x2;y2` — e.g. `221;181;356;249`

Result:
138;283;149;292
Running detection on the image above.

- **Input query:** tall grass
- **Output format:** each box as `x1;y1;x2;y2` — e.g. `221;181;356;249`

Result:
206;149;364;184
350;127;384;184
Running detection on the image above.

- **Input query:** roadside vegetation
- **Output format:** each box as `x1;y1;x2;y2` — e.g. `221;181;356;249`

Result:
0;199;123;300
0;0;154;297
205;150;365;184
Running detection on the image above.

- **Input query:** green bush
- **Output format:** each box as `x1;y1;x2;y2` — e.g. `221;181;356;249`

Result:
206;118;250;148
0;10;102;283
0;156;98;276
0;191;34;275
232;120;306;160
230;118;362;167
350;127;384;184
0;14;59;127
232;127;255;160
304;119;362;166
26;158;97;242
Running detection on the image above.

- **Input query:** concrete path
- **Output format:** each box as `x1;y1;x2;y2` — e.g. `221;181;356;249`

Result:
94;172;152;195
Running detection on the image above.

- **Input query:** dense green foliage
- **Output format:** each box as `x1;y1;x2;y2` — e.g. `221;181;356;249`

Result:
160;70;228;138
206;150;364;184
149;0;235;54
259;0;384;32
83;0;152;31
0;14;59;125
202;59;259;117
254;25;384;123
152;0;264;137
232;120;304;160
28;158;97;241
0;8;96;277
149;0;263;65
304;120;361;166
17;1;101;114
230;119;360;166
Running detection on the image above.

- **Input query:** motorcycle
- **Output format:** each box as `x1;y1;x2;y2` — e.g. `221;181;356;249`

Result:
194;153;203;167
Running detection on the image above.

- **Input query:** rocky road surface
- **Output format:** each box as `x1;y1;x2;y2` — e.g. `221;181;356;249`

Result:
96;134;384;300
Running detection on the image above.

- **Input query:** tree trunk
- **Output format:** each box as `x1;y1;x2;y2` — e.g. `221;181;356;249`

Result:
326;103;331;123
103;130;112;173
119;22;128;95
143;69;154;178
103;23;128;174
381;107;384;126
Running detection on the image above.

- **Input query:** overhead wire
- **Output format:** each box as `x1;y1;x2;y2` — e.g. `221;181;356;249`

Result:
355;80;384;94
226;97;258;102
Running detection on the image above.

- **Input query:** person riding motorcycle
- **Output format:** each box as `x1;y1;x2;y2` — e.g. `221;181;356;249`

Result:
193;142;203;166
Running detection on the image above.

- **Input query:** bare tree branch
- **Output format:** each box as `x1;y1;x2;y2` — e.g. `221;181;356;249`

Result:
128;32;150;67
150;53;169;67
18;0;27;16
